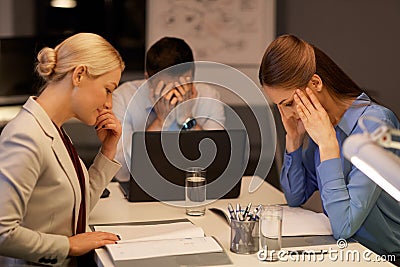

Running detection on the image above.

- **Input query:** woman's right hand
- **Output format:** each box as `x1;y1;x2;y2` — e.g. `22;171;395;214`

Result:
68;232;119;256
278;105;306;153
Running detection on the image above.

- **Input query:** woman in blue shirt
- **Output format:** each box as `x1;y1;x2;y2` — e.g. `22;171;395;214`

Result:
259;34;400;261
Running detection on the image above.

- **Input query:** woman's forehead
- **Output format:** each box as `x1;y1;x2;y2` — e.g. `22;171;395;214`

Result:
263;85;295;105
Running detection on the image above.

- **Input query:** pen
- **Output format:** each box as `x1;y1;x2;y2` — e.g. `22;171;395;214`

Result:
249;204;262;221
236;203;244;221
228;203;237;220
242;202;252;220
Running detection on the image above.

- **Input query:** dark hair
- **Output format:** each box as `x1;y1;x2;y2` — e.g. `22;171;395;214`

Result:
313;45;363;99
145;37;194;78
259;34;363;100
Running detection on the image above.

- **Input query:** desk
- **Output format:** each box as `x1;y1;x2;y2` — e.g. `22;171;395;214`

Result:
90;176;394;266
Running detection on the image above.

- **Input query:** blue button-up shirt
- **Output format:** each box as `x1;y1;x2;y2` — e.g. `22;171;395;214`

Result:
281;93;400;256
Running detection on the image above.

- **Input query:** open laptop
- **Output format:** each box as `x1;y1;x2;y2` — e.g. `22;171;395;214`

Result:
119;129;248;202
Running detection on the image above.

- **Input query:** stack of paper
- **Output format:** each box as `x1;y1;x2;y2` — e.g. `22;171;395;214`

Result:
209;205;333;236
94;221;206;243
92;220;225;265
282;206;332;236
106;236;223;261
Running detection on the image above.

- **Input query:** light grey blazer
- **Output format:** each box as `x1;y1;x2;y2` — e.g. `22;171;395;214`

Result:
0;97;121;266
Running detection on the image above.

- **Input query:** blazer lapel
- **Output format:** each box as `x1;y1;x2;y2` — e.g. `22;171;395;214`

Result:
23;97;82;233
51;134;81;234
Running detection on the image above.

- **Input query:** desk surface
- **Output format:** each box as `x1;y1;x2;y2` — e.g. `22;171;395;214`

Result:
90;176;393;266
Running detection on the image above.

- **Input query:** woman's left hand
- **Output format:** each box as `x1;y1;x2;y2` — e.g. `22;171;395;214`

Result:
95;108;122;160
294;87;339;161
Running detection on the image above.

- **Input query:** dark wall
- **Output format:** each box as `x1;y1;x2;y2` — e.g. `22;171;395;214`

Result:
276;0;400;117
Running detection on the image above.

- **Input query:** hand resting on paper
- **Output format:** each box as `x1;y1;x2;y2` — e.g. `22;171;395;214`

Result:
68;232;119;256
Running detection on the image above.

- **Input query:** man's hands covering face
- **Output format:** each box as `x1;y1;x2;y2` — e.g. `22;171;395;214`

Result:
150;76;198;127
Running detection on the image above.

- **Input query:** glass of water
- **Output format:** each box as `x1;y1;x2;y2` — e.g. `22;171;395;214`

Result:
185;167;206;216
259;205;283;261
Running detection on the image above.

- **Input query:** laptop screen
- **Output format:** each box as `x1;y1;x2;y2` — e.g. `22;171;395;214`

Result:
124;129;248;202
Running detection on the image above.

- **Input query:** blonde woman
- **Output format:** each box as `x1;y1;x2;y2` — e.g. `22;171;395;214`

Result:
0;33;125;266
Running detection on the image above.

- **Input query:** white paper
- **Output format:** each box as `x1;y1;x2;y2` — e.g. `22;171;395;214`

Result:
209;206;332;236
93;221;205;243
105;236;223;261
282;206;332;236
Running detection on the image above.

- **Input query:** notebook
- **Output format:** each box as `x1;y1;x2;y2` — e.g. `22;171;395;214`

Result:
90;219;231;267
120;129;248;202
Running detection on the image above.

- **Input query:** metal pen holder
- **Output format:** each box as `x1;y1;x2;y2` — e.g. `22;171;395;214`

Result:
230;219;259;254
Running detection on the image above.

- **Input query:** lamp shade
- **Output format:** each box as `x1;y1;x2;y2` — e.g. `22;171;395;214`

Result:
343;134;400;202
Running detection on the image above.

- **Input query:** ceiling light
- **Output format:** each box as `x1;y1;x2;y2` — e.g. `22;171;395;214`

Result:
50;0;77;8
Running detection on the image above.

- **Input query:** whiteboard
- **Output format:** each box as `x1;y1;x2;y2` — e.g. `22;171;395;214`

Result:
146;0;275;66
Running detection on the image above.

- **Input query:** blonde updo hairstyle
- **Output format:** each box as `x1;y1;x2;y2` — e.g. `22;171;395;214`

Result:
35;33;125;86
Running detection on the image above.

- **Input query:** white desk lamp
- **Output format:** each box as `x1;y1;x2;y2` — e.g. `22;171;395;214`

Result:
343;116;400;202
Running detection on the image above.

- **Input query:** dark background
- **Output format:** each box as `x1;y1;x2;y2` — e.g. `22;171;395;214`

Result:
1;0;400;190
1;0;400;116
0;0;146;104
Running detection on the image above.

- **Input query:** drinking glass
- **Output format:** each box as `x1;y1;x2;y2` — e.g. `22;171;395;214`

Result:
259;205;283;261
185;167;206;216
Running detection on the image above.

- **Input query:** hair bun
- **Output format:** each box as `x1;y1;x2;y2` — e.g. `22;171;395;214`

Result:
36;47;57;79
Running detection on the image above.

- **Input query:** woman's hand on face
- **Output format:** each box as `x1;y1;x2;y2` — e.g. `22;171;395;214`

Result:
278;104;306;139
95;108;122;160
294;87;339;160
68;232;119;256
278;103;306;152
294;88;333;145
